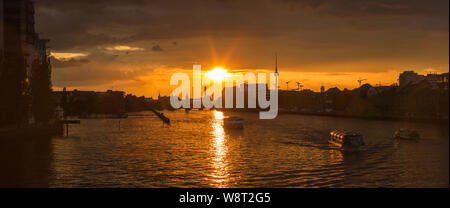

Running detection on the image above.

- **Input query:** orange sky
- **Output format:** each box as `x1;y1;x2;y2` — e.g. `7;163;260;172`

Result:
37;0;449;98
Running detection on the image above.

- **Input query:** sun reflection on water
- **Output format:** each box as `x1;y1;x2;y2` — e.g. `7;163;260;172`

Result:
209;110;230;187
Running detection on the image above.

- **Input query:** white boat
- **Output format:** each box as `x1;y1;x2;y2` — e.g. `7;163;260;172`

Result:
393;129;420;140
223;117;244;129
329;130;365;151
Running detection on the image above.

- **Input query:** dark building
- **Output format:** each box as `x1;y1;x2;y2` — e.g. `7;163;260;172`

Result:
1;0;50;124
2;0;49;75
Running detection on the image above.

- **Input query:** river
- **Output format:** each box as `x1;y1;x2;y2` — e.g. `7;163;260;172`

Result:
0;110;448;187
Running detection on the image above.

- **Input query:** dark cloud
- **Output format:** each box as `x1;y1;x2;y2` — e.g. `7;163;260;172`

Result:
52;61;152;86
35;0;278;50
50;57;90;68
35;0;448;52
283;0;449;16
324;72;350;76
151;45;164;52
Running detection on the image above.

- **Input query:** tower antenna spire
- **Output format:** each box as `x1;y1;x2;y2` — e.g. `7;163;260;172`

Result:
275;52;278;74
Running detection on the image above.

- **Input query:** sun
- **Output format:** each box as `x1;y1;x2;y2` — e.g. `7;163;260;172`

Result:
205;67;232;81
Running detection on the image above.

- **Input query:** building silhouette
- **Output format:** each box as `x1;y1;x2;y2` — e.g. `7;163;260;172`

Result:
399;70;449;89
1;0;49;77
1;0;50;125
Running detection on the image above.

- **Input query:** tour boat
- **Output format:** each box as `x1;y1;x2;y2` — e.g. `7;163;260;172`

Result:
223;117;244;129
393;129;420;140
329;130;365;151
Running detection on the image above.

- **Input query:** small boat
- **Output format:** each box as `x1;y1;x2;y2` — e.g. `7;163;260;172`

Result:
329;130;365;151
223;117;244;129
150;109;170;124
393;129;420;140
157;112;170;124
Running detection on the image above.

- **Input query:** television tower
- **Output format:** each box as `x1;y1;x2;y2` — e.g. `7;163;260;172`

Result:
275;53;278;75
274;53;279;91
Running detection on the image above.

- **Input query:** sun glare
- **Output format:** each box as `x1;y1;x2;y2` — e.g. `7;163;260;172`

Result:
205;67;232;81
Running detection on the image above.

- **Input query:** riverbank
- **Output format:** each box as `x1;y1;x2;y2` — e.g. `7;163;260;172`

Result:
217;108;449;123
279;110;449;123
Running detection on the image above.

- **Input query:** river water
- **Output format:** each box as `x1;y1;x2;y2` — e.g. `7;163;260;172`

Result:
0;110;448;187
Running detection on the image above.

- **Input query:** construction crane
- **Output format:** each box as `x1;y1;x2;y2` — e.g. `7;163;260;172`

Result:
357;78;367;87
286;81;291;90
295;82;303;91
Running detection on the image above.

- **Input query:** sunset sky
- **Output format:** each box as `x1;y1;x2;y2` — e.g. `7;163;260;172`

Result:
35;0;449;98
